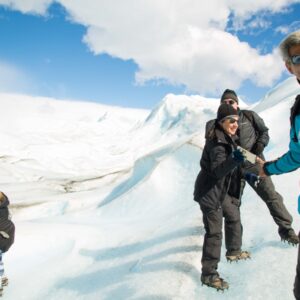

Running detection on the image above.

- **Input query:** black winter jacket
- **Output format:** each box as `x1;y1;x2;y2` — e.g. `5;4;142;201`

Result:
0;192;15;253
237;110;269;151
194;123;242;210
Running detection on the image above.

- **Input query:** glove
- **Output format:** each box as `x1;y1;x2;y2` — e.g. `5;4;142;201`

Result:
251;142;264;156
232;148;245;162
245;172;260;187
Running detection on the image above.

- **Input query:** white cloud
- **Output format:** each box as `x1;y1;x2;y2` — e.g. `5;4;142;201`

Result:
241;16;272;34
0;0;298;95
0;60;33;93
0;0;51;14
275;21;300;35
227;0;299;17
59;0;288;94
276;26;291;35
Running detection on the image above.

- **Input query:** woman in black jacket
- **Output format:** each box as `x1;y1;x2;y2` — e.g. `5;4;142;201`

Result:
194;103;250;291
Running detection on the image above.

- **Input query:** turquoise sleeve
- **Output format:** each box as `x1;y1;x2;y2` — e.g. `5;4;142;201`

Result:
265;115;300;175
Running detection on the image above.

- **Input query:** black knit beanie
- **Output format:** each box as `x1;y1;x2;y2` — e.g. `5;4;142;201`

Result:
220;89;239;104
217;103;238;122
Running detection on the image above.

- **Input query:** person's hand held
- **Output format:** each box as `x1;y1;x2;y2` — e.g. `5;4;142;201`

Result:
232;149;245;162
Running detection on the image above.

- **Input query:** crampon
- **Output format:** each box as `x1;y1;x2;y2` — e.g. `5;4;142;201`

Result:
201;276;229;291
226;250;251;263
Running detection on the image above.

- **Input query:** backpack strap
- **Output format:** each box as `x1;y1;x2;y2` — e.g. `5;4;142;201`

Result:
292;122;298;143
242;110;256;130
290;95;300;143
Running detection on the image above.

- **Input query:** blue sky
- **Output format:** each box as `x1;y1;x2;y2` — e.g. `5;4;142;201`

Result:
0;1;300;109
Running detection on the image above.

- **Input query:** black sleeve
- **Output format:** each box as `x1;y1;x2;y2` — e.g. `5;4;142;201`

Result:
251;111;270;147
208;144;240;179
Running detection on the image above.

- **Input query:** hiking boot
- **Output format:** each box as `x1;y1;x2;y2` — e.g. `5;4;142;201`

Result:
1;276;8;286
201;274;229;291
280;229;299;246
226;250;251;262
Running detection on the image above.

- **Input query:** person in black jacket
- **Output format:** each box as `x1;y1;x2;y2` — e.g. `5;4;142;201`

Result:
194;103;250;291
0;192;15;294
206;89;298;245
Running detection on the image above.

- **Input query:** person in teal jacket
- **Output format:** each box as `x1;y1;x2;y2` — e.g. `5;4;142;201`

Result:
258;30;300;300
263;101;300;175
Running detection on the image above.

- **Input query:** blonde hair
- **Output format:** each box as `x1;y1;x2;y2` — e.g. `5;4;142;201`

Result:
279;30;300;62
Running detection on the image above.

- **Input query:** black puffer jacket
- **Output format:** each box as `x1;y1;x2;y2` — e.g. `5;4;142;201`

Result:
0;192;15;253
237;110;269;151
194;123;242;210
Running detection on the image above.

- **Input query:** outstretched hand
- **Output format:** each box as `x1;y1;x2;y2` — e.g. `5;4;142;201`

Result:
256;156;267;177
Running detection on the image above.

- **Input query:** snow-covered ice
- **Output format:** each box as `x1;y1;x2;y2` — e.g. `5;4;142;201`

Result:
1;78;300;299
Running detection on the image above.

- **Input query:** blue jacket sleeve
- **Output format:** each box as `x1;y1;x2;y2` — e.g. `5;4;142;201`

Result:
264;115;300;175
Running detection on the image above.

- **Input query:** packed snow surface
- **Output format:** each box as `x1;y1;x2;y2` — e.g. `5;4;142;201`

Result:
1;77;300;299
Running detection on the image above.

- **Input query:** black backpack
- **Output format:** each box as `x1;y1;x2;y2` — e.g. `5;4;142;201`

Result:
290;95;300;142
0;193;15;253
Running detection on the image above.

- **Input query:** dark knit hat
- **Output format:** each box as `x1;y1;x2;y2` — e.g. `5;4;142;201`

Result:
220;89;239;103
217;103;238;122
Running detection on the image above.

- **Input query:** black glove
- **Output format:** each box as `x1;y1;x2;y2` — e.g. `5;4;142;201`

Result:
245;172;260;187
251;142;264;155
232;149;245;162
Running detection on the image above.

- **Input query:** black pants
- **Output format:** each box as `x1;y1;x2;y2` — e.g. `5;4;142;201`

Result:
200;195;242;277
244;162;293;234
294;231;300;299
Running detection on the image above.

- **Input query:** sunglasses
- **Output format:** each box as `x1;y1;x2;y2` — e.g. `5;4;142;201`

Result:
222;99;236;105
223;117;239;124
290;55;300;65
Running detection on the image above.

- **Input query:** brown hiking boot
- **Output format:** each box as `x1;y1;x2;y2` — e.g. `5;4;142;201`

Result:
201;275;229;291
2;276;8;286
226;250;251;262
280;229;299;246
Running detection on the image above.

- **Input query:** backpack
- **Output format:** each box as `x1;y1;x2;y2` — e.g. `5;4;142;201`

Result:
290;95;300;142
0;192;15;253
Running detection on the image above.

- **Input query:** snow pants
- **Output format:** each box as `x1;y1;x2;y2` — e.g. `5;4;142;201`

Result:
200;195;242;277
294;231;300;300
244;162;293;235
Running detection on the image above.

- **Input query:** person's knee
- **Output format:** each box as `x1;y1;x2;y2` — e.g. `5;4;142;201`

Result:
256;179;280;199
206;230;222;240
203;210;223;236
225;216;241;225
224;206;241;223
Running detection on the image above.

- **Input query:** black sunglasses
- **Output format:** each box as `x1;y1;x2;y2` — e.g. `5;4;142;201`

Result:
290;55;300;65
222;99;236;105
228;118;238;124
222;117;239;124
